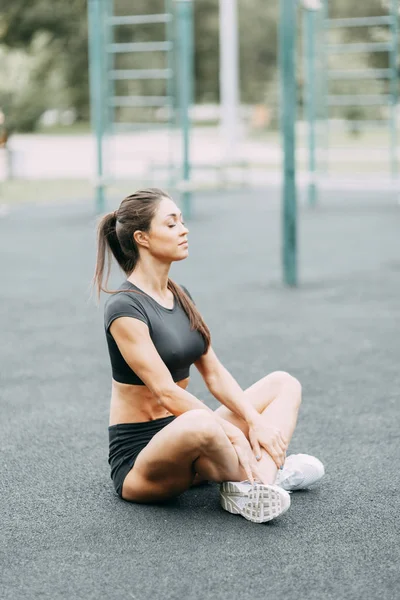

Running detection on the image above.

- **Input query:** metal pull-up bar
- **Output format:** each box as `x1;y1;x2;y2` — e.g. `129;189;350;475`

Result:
279;0;300;286
302;0;399;209
87;0;194;217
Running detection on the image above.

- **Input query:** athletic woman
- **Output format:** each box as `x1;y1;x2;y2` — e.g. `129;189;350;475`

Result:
93;188;324;524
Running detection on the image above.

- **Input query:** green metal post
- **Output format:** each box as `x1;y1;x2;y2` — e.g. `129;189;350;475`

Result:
279;0;297;286
106;0;115;136
187;0;195;110
166;0;176;188
320;0;329;175
176;0;193;220
88;0;106;214
104;0;114;194
304;8;317;207
389;0;399;178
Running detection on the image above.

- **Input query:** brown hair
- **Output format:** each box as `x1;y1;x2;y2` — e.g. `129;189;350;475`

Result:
92;187;210;352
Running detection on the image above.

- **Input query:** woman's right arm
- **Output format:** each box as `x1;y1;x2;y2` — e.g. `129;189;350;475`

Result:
109;316;219;416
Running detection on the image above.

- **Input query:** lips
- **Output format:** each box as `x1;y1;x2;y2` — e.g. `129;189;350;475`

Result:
179;241;188;246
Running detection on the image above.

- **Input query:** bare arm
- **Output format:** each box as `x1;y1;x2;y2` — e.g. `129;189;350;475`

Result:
194;346;260;426
195;346;288;467
110;317;220;417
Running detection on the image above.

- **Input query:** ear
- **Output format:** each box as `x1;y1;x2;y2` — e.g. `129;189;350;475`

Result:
133;230;150;249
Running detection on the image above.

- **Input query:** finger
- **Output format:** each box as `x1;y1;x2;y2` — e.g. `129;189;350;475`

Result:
274;442;286;465
253;441;262;461
273;436;286;457
258;442;281;469
235;446;254;484
245;462;255;485
271;429;285;449
269;444;284;469
249;431;262;461
278;437;287;454
280;435;289;453
279;433;289;451
266;448;281;469
258;439;284;469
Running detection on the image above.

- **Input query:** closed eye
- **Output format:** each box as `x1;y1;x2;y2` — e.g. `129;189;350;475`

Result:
168;221;185;228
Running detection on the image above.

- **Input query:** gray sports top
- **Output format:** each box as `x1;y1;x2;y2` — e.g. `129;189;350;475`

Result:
104;281;206;385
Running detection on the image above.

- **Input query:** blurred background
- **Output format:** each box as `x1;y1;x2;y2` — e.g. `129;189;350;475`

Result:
0;0;399;206
1;4;400;598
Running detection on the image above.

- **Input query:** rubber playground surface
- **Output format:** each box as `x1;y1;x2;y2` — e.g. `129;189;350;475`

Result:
1;188;399;600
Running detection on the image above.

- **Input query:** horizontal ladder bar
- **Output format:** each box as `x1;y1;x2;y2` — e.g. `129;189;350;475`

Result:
328;69;392;80
110;96;171;107
112;123;172;132
329;119;390;128
110;69;172;80
108;42;172;53
328;95;391;106
327;42;392;54
109;14;172;26
326;16;394;28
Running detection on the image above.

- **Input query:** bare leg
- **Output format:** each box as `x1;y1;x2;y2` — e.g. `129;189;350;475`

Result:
213;371;302;485
122;410;249;503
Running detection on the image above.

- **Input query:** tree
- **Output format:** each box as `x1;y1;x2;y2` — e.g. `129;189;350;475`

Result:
0;0;89;123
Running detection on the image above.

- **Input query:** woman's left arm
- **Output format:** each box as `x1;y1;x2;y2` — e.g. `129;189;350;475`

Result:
195;347;288;467
194;347;260;425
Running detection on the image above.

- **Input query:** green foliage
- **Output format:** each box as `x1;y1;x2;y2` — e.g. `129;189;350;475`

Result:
194;0;219;102
0;0;89;128
0;32;68;132
238;0;279;104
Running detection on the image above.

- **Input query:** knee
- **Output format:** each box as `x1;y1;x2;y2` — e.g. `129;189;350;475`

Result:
177;409;220;447
269;371;302;404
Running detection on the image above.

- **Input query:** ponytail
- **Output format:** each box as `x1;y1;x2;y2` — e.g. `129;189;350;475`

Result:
92;211;137;300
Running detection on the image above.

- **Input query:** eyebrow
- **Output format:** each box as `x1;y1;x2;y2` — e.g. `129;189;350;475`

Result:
165;213;182;218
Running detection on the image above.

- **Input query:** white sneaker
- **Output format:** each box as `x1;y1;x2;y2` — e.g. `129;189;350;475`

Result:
219;481;291;523
275;454;325;491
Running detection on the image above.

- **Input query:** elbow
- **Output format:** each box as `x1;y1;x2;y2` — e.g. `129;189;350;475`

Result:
204;372;219;394
155;383;179;408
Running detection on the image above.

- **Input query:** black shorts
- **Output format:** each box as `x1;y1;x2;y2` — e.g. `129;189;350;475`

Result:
108;415;176;498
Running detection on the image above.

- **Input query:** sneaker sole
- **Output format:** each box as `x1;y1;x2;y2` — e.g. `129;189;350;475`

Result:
219;482;291;524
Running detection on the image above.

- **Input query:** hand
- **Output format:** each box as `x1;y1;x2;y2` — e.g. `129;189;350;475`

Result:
228;429;265;485
248;420;288;469
215;416;264;484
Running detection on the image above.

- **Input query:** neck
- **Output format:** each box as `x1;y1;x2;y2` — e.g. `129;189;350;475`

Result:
127;256;172;295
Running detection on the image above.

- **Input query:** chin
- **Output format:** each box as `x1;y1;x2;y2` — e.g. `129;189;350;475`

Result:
175;249;189;262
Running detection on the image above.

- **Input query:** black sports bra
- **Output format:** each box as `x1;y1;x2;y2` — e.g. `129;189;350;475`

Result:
104;281;206;385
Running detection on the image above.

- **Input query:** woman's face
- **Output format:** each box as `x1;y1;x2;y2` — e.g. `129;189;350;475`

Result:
137;196;189;262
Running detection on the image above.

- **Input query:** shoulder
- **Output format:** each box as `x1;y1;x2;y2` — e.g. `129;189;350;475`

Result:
104;290;149;331
179;284;195;303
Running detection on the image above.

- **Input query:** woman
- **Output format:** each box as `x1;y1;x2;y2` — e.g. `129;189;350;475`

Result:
93;188;324;524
